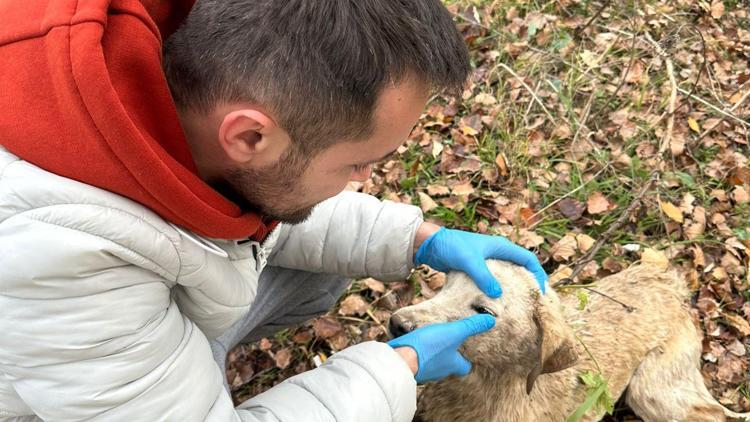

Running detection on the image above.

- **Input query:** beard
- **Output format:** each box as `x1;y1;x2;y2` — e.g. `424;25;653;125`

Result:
210;145;318;225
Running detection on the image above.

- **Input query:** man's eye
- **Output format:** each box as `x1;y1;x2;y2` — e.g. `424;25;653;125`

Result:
352;164;369;172
472;304;497;317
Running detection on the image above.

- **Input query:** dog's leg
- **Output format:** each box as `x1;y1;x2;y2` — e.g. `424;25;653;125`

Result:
625;323;750;422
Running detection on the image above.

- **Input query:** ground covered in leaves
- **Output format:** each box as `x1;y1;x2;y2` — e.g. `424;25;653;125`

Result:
227;0;750;418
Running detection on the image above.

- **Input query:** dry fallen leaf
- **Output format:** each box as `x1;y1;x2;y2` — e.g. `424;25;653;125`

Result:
711;0;725;19
548;265;573;284
587;191;614;215
427;184;450;196
641;248;669;269
684;206;707;240
558;198;586;220
732;186;750;204
339;294;369;316
688;117;701;133
550;234;578;261
418;192;439;213
274;348;292;370
723;313;750;337
517;228;545;248
576;233;596;253
495;154;509;177
451;182;475;197
362;278;385;294
312;317;343;338
474;92;498;106
660;200;684;223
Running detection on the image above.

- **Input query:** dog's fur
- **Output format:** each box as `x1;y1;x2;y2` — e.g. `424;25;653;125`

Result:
390;260;750;422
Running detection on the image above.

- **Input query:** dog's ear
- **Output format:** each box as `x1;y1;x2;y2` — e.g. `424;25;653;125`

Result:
525;299;579;394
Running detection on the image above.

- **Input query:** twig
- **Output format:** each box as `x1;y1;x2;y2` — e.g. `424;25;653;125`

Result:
698;85;750;140
552;173;657;288
584;287;636;312
677;87;750;129
365;308;387;334
497;63;556;123
660;56;678;154
575;0;616;38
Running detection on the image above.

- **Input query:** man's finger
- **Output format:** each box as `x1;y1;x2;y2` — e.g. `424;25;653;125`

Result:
464;259;503;298
488;241;547;294
451;314;496;340
450;352;473;377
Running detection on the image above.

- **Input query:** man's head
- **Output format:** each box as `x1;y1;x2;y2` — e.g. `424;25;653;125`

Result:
163;0;470;223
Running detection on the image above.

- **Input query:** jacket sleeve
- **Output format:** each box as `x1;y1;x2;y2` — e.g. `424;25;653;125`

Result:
0;212;416;421
268;192;424;281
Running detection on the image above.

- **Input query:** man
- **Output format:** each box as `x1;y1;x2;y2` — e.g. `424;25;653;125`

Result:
0;0;547;420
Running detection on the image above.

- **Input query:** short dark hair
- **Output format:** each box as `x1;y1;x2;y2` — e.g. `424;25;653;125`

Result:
163;0;470;155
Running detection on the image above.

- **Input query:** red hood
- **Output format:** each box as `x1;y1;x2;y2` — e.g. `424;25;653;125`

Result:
0;0;277;241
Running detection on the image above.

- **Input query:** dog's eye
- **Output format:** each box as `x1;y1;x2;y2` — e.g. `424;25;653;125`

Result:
472;304;497;317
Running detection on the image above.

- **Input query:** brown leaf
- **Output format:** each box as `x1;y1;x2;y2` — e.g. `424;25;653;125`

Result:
519;207;539;227
326;332;350;351
517;228;545;248
417;192;439;213
259;338;272;351
602;257;625;273
292;330;313;344
312;317;343;339
451;182;475;197
711;0;725;19
362;278;385;294
723;313;750;337
338;294;369;316
552;123;572;139
576;234;596;253
558;198;586;220
274;348;292;370
716;354;747;384
727;339;746;357
495;154;509;177
624;60;646;84
732;186;750;204
684;206;706;240
728;167;750;186
550;234;577;262
587;192;614;215
427;184;450;196
474;92;497;106
548;265;573;284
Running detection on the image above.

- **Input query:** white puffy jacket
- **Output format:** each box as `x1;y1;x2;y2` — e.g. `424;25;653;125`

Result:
0;146;422;421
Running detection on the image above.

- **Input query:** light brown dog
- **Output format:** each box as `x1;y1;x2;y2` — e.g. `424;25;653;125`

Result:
389;260;750;422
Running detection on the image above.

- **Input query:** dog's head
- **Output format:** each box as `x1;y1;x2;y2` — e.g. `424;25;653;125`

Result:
389;260;578;392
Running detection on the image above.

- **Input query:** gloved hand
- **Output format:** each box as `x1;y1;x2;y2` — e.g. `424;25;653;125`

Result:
415;227;547;298
388;314;495;383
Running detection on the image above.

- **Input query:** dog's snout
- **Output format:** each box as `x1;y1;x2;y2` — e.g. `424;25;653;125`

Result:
388;314;416;338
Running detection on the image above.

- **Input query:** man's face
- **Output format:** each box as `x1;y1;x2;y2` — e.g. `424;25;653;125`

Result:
213;80;430;224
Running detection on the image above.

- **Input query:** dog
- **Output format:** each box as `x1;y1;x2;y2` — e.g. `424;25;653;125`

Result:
389;260;750;421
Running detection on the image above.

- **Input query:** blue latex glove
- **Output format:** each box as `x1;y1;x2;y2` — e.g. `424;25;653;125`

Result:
415;227;547;298
388;314;495;383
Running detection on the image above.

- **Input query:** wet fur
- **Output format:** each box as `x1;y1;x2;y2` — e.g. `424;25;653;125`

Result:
391;261;750;422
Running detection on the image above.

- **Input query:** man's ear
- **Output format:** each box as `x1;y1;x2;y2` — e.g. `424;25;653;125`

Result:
525;299;579;394
218;109;285;165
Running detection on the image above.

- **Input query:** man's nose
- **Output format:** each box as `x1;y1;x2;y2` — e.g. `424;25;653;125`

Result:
388;314;416;338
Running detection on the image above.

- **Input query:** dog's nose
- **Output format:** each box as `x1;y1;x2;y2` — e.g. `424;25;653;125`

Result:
388;314;416;338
